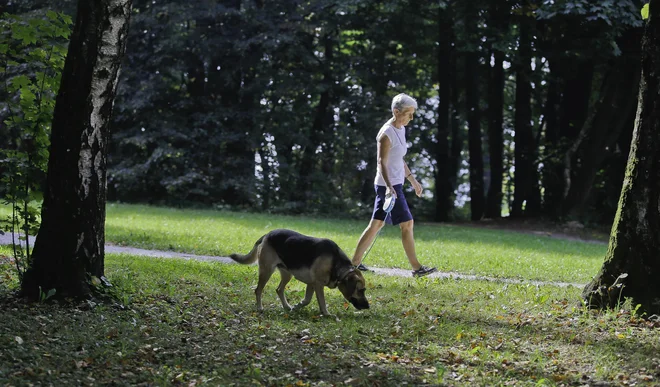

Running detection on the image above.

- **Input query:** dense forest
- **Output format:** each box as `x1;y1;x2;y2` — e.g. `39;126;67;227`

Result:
0;0;645;224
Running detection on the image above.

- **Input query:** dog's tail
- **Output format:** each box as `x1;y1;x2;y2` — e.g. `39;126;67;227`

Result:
229;235;265;265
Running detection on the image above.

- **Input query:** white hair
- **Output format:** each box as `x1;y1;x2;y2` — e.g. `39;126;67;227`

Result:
391;93;418;113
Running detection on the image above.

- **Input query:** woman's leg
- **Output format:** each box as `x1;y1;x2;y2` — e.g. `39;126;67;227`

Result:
399;219;421;270
352;219;385;266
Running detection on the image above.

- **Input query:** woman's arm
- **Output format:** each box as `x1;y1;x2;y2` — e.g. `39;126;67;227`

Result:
403;161;423;197
377;135;397;198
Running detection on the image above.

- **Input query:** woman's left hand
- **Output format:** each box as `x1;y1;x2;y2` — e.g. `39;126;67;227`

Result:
411;177;423;197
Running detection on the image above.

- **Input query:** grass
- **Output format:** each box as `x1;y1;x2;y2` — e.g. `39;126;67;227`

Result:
101;203;606;284
1;203;659;386
1;254;659;386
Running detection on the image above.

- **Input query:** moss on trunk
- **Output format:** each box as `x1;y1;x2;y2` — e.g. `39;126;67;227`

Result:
582;0;660;315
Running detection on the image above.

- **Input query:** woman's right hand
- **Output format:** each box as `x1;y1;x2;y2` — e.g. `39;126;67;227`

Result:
386;185;397;199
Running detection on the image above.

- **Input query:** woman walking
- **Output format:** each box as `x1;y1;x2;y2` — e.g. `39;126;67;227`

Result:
352;93;437;277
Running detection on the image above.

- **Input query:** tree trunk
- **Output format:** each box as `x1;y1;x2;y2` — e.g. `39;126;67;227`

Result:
511;7;534;218
360;48;389;204
434;6;453;222
539;58;594;215
21;0;133;300
449;53;462;206
465;9;484;221
541;65;562;217
485;1;508;219
485;50;505;219
209;0;254;206
296;33;334;203
558;59;594;141
582;0;660;314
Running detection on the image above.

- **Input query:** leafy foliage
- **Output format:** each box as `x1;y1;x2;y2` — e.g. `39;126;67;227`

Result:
5;0;648;224
642;2;650;20
0;11;71;279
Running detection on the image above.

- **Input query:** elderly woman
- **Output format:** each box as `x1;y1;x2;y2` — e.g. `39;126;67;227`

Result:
352;93;437;277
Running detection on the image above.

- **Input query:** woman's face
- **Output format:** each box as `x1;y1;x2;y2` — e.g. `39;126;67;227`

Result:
395;106;415;126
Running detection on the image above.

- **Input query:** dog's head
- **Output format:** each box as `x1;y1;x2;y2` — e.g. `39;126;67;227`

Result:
337;269;369;310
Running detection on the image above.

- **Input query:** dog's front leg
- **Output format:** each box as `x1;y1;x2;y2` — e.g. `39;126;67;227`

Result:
293;284;314;310
314;284;332;316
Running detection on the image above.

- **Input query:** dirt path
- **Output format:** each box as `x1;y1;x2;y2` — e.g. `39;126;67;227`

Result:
0;231;586;288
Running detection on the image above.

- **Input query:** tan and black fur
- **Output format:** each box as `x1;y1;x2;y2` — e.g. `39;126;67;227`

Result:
229;229;369;315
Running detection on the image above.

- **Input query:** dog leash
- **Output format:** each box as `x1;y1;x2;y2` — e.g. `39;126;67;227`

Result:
360;193;394;264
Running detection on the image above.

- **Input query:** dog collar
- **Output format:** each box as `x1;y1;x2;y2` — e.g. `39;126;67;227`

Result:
328;266;355;288
337;267;355;282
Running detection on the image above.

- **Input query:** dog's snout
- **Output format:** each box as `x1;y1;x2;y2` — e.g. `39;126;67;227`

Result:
350;297;370;310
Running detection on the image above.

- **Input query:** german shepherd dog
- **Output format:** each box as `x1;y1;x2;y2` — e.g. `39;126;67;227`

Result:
229;229;369;315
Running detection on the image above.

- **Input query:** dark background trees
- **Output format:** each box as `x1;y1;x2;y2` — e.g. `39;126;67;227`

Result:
1;0;646;225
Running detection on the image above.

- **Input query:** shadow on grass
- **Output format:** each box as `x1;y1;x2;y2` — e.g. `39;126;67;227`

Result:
1;253;657;386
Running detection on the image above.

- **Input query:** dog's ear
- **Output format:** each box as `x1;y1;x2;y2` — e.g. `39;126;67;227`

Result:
351;267;367;283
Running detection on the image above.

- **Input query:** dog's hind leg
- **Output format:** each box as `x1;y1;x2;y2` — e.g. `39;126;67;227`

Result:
255;264;276;312
293;284;315;310
254;239;280;312
275;269;294;311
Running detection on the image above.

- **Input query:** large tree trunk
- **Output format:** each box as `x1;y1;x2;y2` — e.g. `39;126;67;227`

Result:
21;0;133;300
464;8;485;221
511;7;535;218
582;0;660;314
434;6;453;222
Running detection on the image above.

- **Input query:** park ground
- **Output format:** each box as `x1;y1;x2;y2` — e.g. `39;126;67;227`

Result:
1;204;658;386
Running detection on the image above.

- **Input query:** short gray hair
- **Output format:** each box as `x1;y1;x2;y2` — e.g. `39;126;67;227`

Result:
391;93;418;113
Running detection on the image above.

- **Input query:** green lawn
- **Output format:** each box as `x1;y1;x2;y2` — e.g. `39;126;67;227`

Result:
102;203;605;284
2;203;658;386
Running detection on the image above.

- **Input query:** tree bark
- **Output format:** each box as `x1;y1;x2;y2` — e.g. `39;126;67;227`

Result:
582;0;660;314
21;0;133;300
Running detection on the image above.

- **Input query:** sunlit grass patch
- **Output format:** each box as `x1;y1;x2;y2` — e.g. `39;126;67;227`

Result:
1;202;606;283
104;203;606;284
